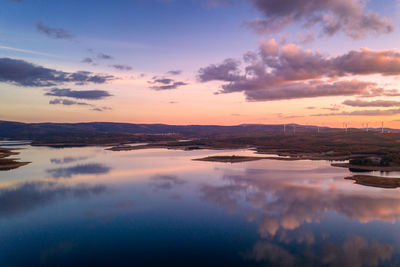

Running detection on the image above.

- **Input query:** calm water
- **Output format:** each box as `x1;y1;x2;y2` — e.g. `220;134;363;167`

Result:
1;145;400;266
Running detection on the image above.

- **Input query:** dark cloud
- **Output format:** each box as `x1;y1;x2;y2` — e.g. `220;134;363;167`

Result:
148;76;188;90
0;181;107;217
0;58;115;87
46;163;111;178
150;175;186;190
323;104;341;111
245;0;393;39
112;64;132;71
198;42;400;101
343;99;400;107
82;57;94;64
166;70;182;75
36;21;74;40
90;106;112;112
49;98;91;106
45;88;112;100
244;80;378;101
198;58;241;82
97;53;113;60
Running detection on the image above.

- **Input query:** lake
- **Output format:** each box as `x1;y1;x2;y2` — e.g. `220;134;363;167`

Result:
1;145;400;266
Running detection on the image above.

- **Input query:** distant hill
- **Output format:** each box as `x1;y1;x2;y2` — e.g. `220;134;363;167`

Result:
1;120;397;144
0;121;337;140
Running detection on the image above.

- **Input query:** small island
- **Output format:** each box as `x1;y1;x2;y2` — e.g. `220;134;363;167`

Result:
193;155;269;163
345;175;400;189
333;153;400;172
0;147;30;170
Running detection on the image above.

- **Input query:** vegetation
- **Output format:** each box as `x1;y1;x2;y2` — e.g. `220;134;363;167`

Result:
380;152;400;166
346;175;400;189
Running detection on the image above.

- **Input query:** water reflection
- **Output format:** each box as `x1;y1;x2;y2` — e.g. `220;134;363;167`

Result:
149;174;187;190
0;181;107;217
199;167;400;265
50;156;88;165
201;167;400;232
2;146;400;266
244;235;393;267
46;163;111;178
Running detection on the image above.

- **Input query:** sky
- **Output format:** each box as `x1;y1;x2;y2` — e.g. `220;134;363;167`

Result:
1;0;400;128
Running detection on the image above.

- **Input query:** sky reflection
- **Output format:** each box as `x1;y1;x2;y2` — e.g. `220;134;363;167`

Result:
1;146;400;266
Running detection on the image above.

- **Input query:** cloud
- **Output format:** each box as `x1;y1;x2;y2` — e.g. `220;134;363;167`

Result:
166;70;182;75
36;21;74;40
112;64;132;71
313;108;400;116
0;58;115;87
49;98;91;106
82;57;94;64
90;106;112;112
148;76;188;90
198;58;241;82
244;80;378;101
297;32;315;44
323;104;341;111
45;88;112;100
245;0;393;39
97;53;113;60
343;99;400;107
46;163;111;178
198;42;400;101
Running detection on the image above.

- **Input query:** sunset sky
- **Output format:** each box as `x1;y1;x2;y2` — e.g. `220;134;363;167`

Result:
1;0;400;128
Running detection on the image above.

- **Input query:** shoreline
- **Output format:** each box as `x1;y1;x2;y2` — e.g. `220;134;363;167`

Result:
0;147;31;171
8;139;400;173
332;163;400;172
345;175;400;188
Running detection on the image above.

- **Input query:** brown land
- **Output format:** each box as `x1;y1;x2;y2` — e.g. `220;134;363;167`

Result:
192;154;374;163
345;175;400;189
332;163;400;172
0;147;31;170
193;155;269;163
